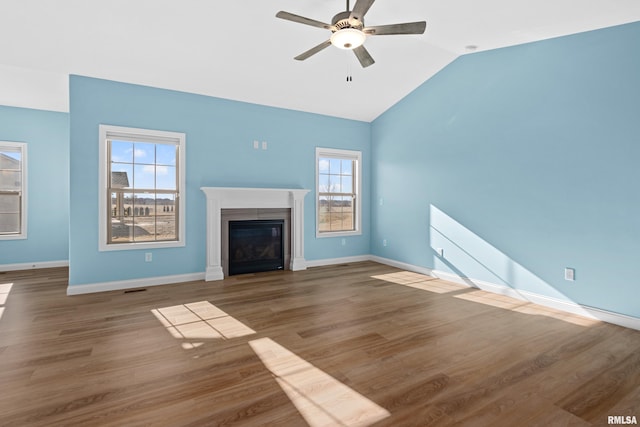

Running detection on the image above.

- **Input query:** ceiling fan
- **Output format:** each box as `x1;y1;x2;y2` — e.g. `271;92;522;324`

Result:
276;0;426;68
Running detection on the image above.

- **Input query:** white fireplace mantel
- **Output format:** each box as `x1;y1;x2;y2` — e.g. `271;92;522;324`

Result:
201;187;310;281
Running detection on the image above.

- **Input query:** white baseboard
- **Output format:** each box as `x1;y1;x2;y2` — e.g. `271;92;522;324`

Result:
66;256;369;295
370;255;640;331
306;255;372;268
67;272;205;296
369;255;435;277
0;260;69;272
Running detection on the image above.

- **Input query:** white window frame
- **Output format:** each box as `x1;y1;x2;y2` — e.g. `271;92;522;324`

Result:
0;141;27;240
98;125;186;251
315;147;362;238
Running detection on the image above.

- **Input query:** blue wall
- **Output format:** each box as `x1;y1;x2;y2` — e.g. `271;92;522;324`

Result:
68;76;371;286
371;22;640;318
0;105;69;265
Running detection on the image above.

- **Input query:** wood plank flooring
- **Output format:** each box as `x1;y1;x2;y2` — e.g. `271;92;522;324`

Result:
0;262;639;426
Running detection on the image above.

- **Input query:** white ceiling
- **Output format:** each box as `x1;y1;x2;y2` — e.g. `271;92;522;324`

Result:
1;0;639;122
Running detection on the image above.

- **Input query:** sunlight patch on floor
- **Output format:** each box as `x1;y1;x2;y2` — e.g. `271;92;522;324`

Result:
151;301;255;349
0;282;13;305
0;282;12;320
512;304;600;327
249;337;390;427
455;290;528;310
455;289;600;326
371;271;464;294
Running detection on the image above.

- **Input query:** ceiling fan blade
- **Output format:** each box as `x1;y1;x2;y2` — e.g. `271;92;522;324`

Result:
276;11;332;30
353;45;375;68
294;40;332;61
364;21;427;35
349;0;375;22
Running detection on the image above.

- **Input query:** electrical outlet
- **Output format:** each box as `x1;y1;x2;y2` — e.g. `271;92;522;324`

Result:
253;140;259;149
145;253;152;262
341;238;346;246
262;141;267;150
564;267;575;281
383;239;387;247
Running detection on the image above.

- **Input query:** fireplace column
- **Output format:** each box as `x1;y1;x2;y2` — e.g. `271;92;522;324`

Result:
204;196;223;280
290;192;307;271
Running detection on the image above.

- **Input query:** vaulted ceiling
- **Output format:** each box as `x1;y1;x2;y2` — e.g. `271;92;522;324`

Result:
1;0;639;121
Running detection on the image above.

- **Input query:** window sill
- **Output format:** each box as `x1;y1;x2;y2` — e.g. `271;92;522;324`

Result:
98;240;185;252
0;234;27;241
316;230;361;239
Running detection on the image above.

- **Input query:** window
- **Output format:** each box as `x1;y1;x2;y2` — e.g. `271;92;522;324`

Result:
0;142;27;240
99;125;185;251
316;147;362;237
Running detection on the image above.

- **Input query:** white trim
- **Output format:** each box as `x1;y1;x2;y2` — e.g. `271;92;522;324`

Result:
0;141;27;240
98;125;186;252
370;255;640;331
0;260;69;272
315;147;362;238
306;255;372;268
66;272;205;295
369;255;435;277
316;229;363;238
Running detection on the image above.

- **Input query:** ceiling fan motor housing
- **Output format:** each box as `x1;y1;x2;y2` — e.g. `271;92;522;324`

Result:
332;11;364;31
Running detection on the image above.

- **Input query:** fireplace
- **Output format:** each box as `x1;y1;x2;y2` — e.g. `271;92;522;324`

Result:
228;220;284;276
201;187;310;281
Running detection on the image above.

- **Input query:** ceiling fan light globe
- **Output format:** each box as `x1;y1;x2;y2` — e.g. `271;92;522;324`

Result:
330;28;366;50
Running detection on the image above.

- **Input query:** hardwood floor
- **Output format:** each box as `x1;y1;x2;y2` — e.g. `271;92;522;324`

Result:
1;262;639;426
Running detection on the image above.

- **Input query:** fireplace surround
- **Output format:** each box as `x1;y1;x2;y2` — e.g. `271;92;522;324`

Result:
201;187;310;281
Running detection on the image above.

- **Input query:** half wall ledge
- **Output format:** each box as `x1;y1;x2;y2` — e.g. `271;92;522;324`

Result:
201;187;310;281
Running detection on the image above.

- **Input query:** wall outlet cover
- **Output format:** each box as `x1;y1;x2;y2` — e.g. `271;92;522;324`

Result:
564;267;575;281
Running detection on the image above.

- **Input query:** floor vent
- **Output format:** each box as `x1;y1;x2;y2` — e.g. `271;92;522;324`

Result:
124;288;147;293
